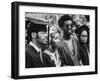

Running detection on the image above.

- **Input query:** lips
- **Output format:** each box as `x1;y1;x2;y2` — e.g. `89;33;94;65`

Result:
44;38;48;42
68;30;72;32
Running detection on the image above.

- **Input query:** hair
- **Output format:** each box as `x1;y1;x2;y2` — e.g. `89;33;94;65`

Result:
58;15;73;29
75;25;89;44
25;19;31;29
27;22;47;42
75;25;89;35
85;15;90;22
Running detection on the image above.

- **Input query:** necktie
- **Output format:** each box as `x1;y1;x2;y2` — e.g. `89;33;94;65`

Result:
39;48;43;63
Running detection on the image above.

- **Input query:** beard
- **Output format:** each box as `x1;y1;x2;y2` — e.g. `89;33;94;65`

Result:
64;29;72;35
36;35;48;49
63;31;71;40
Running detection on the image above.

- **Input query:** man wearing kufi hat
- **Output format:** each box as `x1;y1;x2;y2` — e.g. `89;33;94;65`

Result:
25;20;48;68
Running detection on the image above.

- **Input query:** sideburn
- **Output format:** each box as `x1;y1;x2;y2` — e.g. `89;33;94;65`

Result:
36;33;47;51
63;31;71;40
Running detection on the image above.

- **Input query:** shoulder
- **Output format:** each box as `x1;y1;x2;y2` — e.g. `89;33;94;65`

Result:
25;45;37;55
26;45;32;52
26;44;37;51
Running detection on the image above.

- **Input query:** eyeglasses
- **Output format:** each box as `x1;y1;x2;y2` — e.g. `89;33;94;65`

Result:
65;24;73;29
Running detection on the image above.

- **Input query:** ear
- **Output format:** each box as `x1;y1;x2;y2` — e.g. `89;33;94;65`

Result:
31;32;36;38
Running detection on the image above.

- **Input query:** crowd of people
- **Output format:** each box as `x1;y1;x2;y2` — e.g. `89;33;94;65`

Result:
25;14;90;68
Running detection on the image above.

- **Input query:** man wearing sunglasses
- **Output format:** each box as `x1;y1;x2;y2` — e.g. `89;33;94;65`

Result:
58;15;81;66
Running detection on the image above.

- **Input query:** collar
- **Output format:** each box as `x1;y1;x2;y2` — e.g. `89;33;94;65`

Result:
29;41;41;53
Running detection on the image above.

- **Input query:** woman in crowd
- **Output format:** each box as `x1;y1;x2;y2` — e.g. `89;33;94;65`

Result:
75;25;89;65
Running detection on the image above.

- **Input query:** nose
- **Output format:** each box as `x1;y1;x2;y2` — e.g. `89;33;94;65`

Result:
68;25;71;29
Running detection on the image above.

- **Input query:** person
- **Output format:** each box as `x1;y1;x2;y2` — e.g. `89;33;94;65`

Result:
42;26;63;67
58;15;81;66
75;25;89;65
25;21;48;68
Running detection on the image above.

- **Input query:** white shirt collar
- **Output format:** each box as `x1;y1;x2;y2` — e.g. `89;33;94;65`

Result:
29;41;41;52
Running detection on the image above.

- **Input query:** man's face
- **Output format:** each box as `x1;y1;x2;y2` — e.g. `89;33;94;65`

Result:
80;30;88;43
36;31;48;45
63;20;73;34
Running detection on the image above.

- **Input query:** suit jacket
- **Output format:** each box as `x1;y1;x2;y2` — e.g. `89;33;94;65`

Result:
25;45;45;68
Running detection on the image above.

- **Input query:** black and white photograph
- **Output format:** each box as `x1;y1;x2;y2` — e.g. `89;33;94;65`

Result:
25;13;90;68
11;1;97;79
